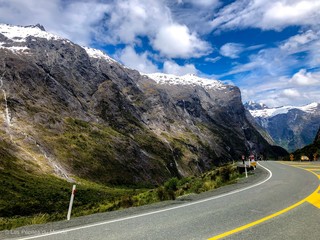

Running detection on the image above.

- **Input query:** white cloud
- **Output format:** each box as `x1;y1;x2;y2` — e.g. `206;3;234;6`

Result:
153;24;211;58
221;29;320;79
283;30;320;68
280;30;319;54
96;0;212;58
290;69;320;86
100;0;169;44
180;0;221;7
211;0;320;31
281;88;301;99
166;0;218;35
117;46;159;73
240;72;320;107
0;0;212;59
262;1;320;29
163;61;198;75
205;56;221;63
220;43;244;59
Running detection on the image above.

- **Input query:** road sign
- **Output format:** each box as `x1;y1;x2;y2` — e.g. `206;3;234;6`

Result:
290;154;294;161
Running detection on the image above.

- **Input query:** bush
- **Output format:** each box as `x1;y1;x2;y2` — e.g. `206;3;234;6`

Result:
219;166;231;182
119;195;134;208
167;190;176;200
157;187;166;201
164;177;179;191
189;179;203;194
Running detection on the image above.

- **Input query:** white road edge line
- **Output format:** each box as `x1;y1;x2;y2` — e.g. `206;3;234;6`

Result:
16;162;272;240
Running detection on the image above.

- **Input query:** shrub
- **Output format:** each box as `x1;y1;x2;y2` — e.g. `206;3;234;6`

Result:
167;190;176;200
119;195;134;208
164;177;179;191
219;166;231;182
156;187;166;201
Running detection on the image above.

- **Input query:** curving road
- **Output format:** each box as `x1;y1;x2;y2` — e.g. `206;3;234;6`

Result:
2;161;320;240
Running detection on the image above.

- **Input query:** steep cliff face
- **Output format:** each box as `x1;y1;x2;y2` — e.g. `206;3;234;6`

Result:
0;24;286;186
246;102;320;152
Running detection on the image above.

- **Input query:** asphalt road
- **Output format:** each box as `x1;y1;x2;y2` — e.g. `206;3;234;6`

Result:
2;161;320;240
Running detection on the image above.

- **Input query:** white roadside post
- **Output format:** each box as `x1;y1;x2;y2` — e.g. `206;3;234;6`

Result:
67;184;76;221
242;155;248;178
244;161;248;178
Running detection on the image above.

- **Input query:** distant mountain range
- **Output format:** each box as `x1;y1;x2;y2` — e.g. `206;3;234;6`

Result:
245;101;320;152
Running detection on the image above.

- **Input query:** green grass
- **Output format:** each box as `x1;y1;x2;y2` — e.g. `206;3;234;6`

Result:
0;169;143;230
0;117;241;231
35;117;174;186
83;163;241;210
0;139;143;230
0;159;240;231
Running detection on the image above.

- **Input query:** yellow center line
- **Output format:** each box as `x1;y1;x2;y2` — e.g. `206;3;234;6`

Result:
208;162;320;240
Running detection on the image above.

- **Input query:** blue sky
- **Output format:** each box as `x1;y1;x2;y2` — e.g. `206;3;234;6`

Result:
0;0;319;107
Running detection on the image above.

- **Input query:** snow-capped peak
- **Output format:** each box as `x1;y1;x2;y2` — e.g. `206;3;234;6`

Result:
145;73;226;90
0;23;118;63
0;23;68;54
82;46;116;63
244;101;268;110
0;23;63;42
249;102;319;118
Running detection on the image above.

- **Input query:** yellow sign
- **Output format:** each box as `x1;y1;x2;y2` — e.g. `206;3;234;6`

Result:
290;154;294;161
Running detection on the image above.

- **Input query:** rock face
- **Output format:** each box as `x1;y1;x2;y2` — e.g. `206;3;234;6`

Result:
245;102;320;152
290;127;320;161
0;24;286;186
314;128;320;144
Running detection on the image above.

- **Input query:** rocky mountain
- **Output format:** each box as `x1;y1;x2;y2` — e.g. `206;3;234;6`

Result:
244;101;268;111
0;23;287;187
289;127;320;161
315;128;320;143
245;101;320;152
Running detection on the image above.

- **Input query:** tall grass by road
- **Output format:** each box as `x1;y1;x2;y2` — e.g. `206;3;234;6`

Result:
0;163;241;231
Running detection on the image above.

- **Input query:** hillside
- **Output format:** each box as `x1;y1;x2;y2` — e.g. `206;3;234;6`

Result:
0;23;288;185
0;23;291;227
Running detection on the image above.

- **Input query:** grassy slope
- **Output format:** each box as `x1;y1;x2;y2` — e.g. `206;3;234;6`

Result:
0;116;242;231
0;139;141;230
39;117;173;186
0;138;240;230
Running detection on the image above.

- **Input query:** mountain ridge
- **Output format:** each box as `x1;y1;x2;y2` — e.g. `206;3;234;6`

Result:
0;23;287;187
245;101;320;152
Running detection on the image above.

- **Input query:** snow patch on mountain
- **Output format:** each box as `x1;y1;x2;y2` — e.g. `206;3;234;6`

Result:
145;73;227;90
0;43;29;53
0;23;68;53
82;46;116;63
0;24;63;42
0;24;118;63
249;102;319;118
